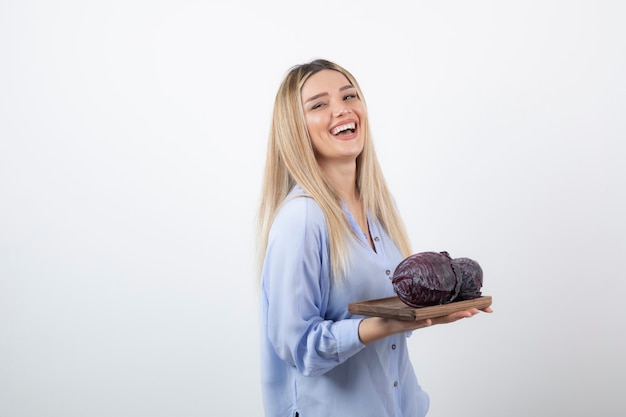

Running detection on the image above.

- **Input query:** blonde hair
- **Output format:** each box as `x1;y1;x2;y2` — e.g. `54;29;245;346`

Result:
257;59;411;281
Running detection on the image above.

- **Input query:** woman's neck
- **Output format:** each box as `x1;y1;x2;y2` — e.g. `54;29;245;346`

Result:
318;159;358;203
319;158;374;249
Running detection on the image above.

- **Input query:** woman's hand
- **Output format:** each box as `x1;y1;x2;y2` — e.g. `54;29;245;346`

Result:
358;306;492;345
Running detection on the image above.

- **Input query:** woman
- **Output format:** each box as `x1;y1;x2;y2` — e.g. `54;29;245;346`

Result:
257;59;486;417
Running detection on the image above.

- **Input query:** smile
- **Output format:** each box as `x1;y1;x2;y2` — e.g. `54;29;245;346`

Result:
331;122;356;136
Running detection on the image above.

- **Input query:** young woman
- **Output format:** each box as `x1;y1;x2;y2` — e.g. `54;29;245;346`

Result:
257;59;487;417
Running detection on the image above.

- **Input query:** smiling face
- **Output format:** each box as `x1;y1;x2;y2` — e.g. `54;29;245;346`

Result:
301;69;366;167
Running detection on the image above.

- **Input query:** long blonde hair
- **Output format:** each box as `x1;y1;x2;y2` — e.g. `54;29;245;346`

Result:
257;59;411;281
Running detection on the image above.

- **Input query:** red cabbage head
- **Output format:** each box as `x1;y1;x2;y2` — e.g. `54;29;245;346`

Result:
391;251;483;308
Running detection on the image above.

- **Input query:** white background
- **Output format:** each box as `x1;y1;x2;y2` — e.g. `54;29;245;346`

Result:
1;1;625;416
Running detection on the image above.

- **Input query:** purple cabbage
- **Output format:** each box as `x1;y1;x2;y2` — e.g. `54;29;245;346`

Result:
391;251;483;308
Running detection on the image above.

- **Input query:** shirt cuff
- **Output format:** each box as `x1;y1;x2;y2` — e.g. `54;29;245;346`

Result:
336;318;366;363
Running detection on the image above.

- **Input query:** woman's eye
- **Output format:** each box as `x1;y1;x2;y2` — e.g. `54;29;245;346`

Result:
344;94;357;101
311;102;325;110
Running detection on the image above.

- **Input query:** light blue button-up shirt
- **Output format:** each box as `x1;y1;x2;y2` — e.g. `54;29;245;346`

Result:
260;185;429;417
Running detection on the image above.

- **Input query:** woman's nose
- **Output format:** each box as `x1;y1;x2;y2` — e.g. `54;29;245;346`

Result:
333;106;350;117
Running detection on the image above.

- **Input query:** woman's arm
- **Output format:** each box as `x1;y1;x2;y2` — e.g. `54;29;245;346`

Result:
357;307;492;345
263;197;366;376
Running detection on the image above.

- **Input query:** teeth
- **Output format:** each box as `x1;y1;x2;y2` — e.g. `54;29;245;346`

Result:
331;122;355;135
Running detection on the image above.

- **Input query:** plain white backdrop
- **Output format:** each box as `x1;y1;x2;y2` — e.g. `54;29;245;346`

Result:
1;1;624;416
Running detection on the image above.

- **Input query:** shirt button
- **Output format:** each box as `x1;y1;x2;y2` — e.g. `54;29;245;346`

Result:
394;381;398;387
385;270;390;275
391;344;396;350
374;237;380;242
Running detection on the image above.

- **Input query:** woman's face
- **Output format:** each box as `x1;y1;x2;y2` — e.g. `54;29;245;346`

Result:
301;69;366;165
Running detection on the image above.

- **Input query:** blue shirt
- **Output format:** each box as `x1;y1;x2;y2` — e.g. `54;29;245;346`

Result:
259;185;429;417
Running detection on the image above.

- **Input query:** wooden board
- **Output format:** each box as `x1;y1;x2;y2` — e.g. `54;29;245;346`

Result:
348;295;492;321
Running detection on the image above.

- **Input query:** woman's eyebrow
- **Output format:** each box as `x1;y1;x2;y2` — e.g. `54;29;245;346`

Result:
304;92;328;104
304;85;355;104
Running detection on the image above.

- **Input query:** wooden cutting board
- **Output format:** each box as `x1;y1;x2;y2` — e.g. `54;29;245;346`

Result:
348;295;492;321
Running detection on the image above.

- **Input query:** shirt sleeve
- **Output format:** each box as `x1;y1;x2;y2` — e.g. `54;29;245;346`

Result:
262;196;365;377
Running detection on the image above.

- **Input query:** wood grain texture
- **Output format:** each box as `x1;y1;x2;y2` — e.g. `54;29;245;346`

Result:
348;295;492;321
